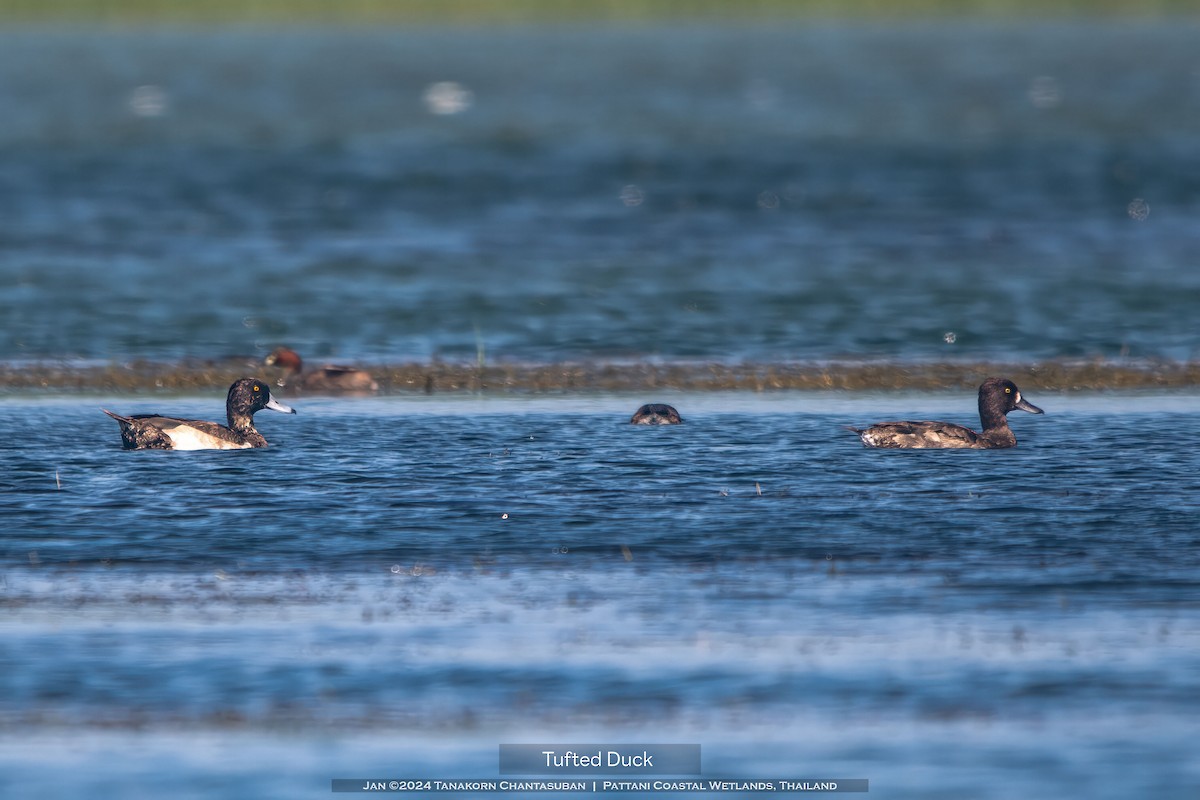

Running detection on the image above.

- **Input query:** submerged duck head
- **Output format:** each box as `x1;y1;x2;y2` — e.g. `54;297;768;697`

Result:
631;403;683;425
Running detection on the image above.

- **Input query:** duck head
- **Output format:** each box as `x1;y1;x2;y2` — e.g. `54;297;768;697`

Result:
264;347;303;373
631;403;684;425
227;378;296;428
979;377;1043;424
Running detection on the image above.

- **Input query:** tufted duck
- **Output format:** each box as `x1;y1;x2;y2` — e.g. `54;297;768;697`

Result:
851;378;1043;449
103;378;296;450
631;403;684;425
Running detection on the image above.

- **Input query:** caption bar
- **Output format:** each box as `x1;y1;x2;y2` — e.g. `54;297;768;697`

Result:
332;779;869;793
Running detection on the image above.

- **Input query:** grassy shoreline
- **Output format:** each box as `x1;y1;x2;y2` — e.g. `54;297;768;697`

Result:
3;358;1197;396
1;0;1197;24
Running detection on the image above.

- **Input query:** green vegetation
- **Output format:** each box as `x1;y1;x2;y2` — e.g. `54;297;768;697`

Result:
1;0;1197;24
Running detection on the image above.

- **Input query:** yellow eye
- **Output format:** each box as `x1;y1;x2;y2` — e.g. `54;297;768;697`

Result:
253;385;260;392
1005;387;1011;393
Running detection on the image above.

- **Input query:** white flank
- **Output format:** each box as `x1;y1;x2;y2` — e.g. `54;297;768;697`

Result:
163;426;251;451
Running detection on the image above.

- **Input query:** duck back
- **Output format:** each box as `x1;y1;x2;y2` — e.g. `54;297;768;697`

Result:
854;420;987;449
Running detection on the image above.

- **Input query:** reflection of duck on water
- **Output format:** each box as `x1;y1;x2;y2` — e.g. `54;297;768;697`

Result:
264;346;379;394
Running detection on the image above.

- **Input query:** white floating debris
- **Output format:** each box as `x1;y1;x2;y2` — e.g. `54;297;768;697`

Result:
423;81;473;115
1028;76;1062;109
129;84;169;117
757;190;780;210
620;184;644;207
1127;198;1150;221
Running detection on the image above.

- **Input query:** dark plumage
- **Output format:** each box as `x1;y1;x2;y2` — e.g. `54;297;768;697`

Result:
631;403;684;425
850;378;1043;449
264;347;378;394
102;378;296;450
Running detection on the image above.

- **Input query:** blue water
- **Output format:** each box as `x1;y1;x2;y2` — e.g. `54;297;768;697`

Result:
2;393;1199;798
2;19;1200;800
1;24;1199;363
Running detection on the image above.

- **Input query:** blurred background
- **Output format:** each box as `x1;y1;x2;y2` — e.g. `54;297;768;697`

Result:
1;1;1198;370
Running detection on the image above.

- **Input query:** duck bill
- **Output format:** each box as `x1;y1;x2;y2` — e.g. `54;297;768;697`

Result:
1014;395;1043;415
265;397;297;415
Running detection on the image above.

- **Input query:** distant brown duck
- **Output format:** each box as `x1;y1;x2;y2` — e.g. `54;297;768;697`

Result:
264;347;379;394
103;378;296;450
850;378;1043;449
631;403;683;425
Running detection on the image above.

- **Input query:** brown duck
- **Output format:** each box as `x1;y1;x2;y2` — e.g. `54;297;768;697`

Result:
264;347;379;394
851;378;1043;449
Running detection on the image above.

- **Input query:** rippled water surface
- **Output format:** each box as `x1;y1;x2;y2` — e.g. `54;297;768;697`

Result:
2;394;1198;798
1;23;1199;363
